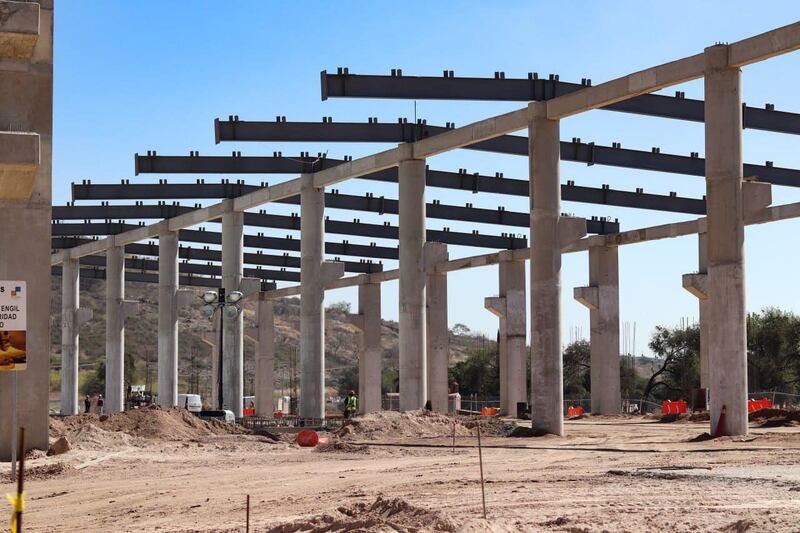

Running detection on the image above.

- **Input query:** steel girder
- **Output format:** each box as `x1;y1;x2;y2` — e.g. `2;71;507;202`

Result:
135;145;800;188
319;71;800;135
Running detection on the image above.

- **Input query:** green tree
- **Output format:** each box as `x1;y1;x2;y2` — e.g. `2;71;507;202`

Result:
563;340;590;398
644;325;700;403
747;308;800;394
448;337;499;399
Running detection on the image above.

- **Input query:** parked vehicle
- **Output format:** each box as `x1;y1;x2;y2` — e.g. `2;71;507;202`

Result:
177;394;202;413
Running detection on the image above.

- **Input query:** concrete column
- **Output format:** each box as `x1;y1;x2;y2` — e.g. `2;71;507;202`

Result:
399;158;427;411
157;230;179;407
201;328;219;408
255;294;275;417
574;246;621;415
348;282;382;414
697;233;710;389
485;259;526;417
105;245;126;413
425;242;449;413
529;103;564;435
0;0;53;459
60;258;80;416
222;209;244;417
300;174;326;419
704;45;747;436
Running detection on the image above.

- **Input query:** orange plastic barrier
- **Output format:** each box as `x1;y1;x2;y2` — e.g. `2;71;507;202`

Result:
243;407;255;416
661;400;688;414
481;407;498;416
274;410;284;418
747;398;773;413
566;406;584;417
296;430;319;447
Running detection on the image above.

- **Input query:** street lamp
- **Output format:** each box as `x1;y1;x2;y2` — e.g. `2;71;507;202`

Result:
200;287;243;410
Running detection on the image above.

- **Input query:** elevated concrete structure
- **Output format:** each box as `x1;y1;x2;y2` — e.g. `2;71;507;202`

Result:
425;242;449;413
222;209;244;416
399;158;427;410
105;245;139;413
157;230;180;407
574;245;621;415
348;281;382;414
59;257;92;415
0;0;51;461
485;258;526;417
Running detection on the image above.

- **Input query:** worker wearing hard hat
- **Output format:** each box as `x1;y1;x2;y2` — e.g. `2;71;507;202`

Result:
344;389;358;418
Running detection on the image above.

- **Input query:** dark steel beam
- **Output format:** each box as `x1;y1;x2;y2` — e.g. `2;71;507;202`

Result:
51;237;382;275
135;143;798;187
51;265;245;289
319;70;800;135
53;203;534;247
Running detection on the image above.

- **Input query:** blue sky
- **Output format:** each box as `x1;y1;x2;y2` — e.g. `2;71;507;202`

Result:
54;2;800;355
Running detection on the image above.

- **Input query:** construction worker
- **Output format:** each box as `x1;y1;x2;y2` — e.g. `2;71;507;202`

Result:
344;389;358;418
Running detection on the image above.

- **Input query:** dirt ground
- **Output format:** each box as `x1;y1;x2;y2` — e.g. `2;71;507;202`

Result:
2;411;800;532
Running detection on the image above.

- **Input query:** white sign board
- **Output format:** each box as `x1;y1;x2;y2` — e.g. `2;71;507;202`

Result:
0;281;26;371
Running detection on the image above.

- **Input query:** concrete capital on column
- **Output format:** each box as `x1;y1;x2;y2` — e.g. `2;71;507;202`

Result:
75;307;93;327
704;43;732;71
484;296;507;318
321;261;345;285
682;273;709;300
742;181;772;219
558;216;588;248
573;286;599;310
239;277;262;299
121;299;139;319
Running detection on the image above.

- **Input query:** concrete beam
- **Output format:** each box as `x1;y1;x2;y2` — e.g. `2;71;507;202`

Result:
0;1;39;59
425;242;449;413
0;131;39;200
399;158;427;411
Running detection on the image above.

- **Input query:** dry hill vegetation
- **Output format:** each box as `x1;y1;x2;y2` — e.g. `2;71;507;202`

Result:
48;276;492;401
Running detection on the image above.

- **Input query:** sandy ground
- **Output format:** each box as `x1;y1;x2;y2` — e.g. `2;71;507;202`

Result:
2;414;800;532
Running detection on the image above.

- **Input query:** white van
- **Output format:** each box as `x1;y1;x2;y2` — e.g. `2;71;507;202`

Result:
177;394;202;413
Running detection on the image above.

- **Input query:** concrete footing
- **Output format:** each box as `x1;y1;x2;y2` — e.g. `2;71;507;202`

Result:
425;242;449;413
398;158;427;411
574;245;621;415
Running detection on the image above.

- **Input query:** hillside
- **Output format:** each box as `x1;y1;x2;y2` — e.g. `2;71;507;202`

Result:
48;276;494;401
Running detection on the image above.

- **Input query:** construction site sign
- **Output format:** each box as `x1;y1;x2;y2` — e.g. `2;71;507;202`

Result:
0;281;26;371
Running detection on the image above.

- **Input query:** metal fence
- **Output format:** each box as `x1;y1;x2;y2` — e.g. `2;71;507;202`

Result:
237;416;342;431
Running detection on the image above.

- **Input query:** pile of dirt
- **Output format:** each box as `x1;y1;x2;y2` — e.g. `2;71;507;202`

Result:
336;410;507;441
757;410;800;428
265;496;458;532
314;440;369;454
51;405;250;442
506;425;549;438
2;462;73;482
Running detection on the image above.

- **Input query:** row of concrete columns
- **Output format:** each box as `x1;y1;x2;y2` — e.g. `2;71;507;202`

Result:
58;46;754;437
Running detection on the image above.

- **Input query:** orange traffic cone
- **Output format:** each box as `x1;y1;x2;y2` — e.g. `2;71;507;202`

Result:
714;404;727;437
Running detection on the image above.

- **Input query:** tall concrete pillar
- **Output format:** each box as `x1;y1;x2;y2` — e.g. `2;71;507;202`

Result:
425;242;449;413
399;158;427;411
157;230;179;407
348;282;382;414
486;259;526;417
529;103;564;435
704;45;747;436
222;209;244;417
105;245;126;413
255;293;275;417
698;233;709;390
574;246;621;415
60;258;80;416
0;0;54;459
300;174;326;419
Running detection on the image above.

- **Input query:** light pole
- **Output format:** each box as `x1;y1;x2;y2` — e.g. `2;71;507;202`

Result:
200;287;243;410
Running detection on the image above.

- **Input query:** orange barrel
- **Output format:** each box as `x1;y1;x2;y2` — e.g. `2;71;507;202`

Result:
296;430;319;447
